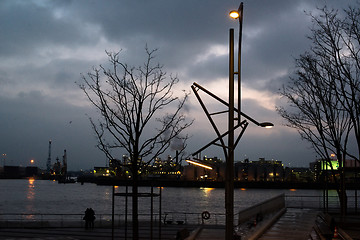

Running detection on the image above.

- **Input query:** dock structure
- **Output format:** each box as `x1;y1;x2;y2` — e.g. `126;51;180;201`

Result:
2;210;358;240
0;223;198;240
1;194;359;240
193;208;360;240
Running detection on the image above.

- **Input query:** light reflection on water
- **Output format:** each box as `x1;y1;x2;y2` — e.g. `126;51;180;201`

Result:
25;178;36;219
0;179;325;216
200;187;215;198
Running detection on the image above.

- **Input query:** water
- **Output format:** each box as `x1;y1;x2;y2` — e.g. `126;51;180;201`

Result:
0;179;324;217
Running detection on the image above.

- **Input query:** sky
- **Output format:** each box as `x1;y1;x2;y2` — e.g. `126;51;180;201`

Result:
0;0;355;171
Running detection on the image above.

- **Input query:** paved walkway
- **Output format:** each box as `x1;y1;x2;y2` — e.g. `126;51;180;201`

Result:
257;208;318;240
2;209;360;239
0;224;197;240
196;208;360;240
194;226;225;240
195;208;319;240
0;210;321;240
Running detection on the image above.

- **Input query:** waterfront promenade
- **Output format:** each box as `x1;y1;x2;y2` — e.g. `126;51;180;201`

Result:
193;208;318;240
1;208;360;239
195;209;360;240
0;223;197;239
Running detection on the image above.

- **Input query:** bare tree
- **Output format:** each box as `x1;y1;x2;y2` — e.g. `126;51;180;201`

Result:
277;4;360;215
310;5;360;160
277;53;352;214
79;47;192;239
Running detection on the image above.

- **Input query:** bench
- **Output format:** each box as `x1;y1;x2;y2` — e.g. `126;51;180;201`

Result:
314;212;335;240
176;228;190;240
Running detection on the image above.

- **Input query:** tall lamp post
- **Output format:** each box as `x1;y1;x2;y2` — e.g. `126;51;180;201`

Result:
226;27;235;240
226;3;243;240
190;3;273;239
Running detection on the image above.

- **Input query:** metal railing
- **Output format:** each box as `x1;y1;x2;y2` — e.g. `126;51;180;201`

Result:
0;212;226;228
0;213;154;228
163;211;226;225
285;195;359;212
236;194;285;226
1;194;358;228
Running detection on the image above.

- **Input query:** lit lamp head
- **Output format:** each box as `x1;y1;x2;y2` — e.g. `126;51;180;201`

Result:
229;10;240;19
259;122;274;129
186;159;213;170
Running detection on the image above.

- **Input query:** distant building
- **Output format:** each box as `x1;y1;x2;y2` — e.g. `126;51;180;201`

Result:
235;158;284;182
183;156;321;183
93;167;112;177
105;155;182;179
1;165;39;179
183;156;224;181
310;158;360;183
288;167;314;182
3;166;22;178
25;166;39;177
183;163;223;181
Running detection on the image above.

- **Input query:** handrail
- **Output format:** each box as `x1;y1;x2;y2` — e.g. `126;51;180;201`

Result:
163;211;226;225
236;194;285;225
0;195;358;228
0;213;158;228
0;212;227;227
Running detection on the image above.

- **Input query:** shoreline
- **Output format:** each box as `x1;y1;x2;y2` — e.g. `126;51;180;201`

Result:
92;177;354;190
1;177;358;190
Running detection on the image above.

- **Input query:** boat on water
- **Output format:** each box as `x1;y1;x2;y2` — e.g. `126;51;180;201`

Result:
54;149;76;184
58;177;76;184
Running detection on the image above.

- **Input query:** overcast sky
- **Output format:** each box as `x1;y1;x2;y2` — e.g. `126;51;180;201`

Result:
0;0;355;170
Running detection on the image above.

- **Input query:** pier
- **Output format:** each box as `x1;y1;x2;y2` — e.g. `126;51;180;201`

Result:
1;194;359;239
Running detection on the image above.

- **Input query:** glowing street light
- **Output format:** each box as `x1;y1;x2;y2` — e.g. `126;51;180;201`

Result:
229;2;243;124
229;10;240;19
186;159;213;170
260;122;274;129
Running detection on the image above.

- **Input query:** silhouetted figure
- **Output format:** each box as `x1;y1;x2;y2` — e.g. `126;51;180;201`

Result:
83;208;95;229
89;208;95;229
83;208;90;229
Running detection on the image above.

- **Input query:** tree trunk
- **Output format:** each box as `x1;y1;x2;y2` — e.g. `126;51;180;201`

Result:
132;175;139;240
132;155;139;240
340;162;347;216
339;188;347;216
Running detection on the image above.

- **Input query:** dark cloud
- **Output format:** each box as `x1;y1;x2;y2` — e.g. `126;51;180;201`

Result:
0;0;98;57
0;0;357;169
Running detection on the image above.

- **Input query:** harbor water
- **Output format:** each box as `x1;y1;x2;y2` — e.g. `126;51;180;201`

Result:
0;179;324;215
